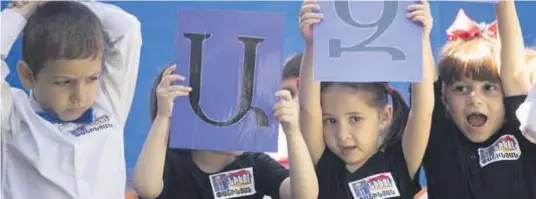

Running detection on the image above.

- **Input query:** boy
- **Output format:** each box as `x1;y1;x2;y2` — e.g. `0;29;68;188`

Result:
1;1;141;198
267;53;302;166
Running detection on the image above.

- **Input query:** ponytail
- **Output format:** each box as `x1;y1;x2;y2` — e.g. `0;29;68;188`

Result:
380;88;409;151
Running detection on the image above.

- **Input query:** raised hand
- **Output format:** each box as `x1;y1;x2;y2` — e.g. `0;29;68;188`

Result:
274;90;300;135
407;0;433;36
299;0;323;45
156;64;192;118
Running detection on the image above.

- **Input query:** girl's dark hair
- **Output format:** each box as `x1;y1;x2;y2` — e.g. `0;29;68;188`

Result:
320;82;409;150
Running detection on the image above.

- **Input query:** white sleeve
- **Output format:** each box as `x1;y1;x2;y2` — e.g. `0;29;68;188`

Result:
1;9;27;139
517;85;536;143
82;2;142;127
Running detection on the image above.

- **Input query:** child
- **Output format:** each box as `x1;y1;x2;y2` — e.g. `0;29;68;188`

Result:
133;64;316;199
297;0;435;198
268;52;303;166
422;3;536;199
1;1;141;198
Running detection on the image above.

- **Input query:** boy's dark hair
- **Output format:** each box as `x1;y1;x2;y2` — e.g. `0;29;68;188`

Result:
320;82;409;150
282;53;302;79
22;1;106;76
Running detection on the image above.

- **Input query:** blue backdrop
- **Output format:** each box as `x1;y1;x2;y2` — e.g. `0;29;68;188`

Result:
2;1;535;186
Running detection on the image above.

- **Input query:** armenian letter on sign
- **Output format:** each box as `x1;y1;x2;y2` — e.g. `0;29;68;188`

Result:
314;1;422;82
171;9;284;152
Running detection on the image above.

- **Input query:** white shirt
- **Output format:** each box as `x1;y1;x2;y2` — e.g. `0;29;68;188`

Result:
517;84;536;143
0;2;142;199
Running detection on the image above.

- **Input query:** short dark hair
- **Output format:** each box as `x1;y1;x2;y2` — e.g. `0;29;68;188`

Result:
22;1;106;76
282;53;302;79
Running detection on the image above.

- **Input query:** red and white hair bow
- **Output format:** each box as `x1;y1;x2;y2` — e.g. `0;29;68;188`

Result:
446;9;498;41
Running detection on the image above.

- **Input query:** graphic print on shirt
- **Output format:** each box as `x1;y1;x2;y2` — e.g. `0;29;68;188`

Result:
348;172;401;199
209;167;257;199
71;115;114;137
478;134;522;167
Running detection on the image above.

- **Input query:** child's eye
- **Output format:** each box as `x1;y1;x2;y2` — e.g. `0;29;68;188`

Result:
349;116;361;123
323;118;337;125
453;85;470;93
88;76;99;82
484;84;497;92
54;80;70;86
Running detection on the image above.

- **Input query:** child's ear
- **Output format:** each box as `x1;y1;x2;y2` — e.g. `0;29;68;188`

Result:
17;60;35;90
379;105;393;130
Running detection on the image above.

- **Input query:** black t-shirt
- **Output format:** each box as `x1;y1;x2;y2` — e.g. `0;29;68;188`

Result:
315;142;418;199
423;80;536;199
155;149;289;199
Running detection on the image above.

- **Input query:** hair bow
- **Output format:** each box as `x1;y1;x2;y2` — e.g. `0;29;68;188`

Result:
447;9;498;41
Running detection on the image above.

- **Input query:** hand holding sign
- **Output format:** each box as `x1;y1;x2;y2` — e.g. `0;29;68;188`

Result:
273;90;299;135
407;0;433;36
300;0;322;45
156;64;192;118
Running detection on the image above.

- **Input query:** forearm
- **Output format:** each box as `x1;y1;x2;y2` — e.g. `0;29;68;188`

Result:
403;37;434;178
133;115;170;198
299;44;326;164
286;132;319;199
495;1;530;96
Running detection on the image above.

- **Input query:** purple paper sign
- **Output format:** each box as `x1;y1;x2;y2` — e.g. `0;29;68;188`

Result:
314;1;422;82
171;9;284;152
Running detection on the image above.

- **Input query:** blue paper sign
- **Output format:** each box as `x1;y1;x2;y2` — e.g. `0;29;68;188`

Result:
171;9;284;152
314;1;423;82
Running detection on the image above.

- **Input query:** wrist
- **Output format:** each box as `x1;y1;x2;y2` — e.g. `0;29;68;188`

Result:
155;112;171;120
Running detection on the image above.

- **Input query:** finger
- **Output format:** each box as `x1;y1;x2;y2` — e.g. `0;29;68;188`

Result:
275;90;292;102
300;12;323;24
300;3;320;17
161;64;177;80
420;0;429;5
159;74;185;88
171;90;191;98
406;4;425;12
166;85;192;93
406;10;425;19
273;109;286;120
411;16;428;26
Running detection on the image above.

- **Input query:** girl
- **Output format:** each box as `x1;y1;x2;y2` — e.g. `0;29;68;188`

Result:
423;2;536;199
133;64;317;199
298;0;435;198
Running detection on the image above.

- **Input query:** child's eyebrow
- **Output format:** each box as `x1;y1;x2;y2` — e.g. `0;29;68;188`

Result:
345;112;362;116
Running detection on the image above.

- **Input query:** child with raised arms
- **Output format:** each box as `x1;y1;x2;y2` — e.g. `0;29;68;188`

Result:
1;1;142;198
422;2;536;199
297;0;436;198
133;63;317;199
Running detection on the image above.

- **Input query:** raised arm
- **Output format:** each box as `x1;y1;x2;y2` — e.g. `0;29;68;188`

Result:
298;0;326;164
133;65;192;198
401;0;435;179
495;1;530;96
82;2;142;126
1;2;42;138
274;90;318;199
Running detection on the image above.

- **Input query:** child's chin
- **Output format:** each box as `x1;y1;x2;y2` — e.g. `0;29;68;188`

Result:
461;129;494;143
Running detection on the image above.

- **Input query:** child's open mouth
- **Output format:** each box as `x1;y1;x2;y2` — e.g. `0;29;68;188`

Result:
466;112;488;127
